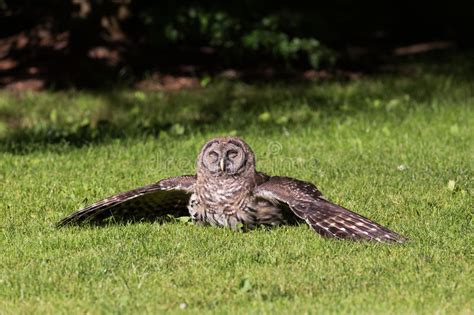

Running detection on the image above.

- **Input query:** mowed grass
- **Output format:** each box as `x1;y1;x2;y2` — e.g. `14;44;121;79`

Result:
0;66;473;314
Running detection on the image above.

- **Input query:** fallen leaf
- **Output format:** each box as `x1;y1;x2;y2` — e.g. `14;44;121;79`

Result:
447;180;456;191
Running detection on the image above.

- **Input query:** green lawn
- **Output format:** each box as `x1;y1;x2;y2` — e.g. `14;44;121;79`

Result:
1;63;473;314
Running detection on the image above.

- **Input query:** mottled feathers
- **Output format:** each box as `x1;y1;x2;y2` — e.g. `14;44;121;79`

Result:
254;176;407;242
57;176;195;226
57;137;406;243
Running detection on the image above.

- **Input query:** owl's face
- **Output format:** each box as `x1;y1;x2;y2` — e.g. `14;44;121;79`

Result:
197;137;255;176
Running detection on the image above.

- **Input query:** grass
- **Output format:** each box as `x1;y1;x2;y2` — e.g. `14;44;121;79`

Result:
0;60;473;314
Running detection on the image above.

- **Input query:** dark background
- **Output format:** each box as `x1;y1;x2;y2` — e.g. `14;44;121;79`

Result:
1;0;473;89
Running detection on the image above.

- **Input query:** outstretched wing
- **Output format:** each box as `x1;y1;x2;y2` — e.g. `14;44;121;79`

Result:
253;176;407;243
57;175;196;226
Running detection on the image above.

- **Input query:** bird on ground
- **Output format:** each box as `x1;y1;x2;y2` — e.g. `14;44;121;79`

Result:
58;137;407;243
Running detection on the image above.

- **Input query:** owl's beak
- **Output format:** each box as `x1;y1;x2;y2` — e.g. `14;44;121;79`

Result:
219;157;225;172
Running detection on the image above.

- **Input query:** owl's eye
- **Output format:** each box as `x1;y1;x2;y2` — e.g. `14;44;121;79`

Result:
227;150;238;159
208;151;219;161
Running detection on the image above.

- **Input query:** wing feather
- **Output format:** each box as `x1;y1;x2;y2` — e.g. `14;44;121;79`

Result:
253;176;407;243
57;175;195;226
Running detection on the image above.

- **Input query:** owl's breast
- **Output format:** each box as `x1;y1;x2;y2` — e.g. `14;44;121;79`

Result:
189;177;256;228
188;178;292;229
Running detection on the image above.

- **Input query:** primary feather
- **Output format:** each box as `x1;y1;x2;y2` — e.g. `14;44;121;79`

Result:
254;176;407;243
57;176;195;226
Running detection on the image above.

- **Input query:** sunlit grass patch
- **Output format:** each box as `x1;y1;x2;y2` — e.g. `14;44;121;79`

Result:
1;69;472;314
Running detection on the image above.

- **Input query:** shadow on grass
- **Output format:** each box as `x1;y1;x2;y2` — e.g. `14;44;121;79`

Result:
0;81;346;153
1;54;473;154
56;214;192;229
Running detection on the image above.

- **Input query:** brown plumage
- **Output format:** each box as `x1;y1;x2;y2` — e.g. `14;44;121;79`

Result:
57;137;407;243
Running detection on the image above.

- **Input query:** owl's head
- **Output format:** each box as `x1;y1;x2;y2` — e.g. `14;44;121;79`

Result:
197;137;256;176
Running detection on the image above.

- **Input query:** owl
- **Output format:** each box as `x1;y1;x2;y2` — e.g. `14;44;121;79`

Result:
58;137;407;243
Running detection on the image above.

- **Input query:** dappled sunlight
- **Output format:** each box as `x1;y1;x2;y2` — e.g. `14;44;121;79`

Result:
1;66;473;153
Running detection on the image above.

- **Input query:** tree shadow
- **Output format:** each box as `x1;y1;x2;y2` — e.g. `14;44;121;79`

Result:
2;52;473;154
0;81;341;153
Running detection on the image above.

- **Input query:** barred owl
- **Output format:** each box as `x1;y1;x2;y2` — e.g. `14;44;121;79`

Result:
58;137;407;243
